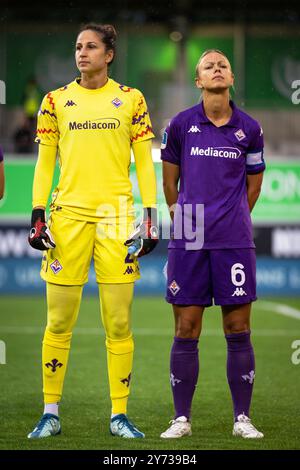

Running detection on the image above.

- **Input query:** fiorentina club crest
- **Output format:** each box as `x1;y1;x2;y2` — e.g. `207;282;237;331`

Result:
234;129;246;141
112;97;123;108
170;373;182;387
45;358;63;373
120;373;131;387
169;280;180;296
242;370;255;384
50;259;63;274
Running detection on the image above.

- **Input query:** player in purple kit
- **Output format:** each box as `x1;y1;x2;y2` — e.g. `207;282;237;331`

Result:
160;50;265;439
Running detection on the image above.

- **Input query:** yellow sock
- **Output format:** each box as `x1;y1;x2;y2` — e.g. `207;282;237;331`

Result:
99;283;134;415
43;328;72;403
106;335;134;415
43;283;82;403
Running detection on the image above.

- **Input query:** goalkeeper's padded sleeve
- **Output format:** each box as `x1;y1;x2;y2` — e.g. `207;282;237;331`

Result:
132;139;157;208
32;143;57;208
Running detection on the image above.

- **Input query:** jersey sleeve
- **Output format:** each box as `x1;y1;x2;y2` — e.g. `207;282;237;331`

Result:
130;90;155;144
35;92;59;147
0;146;3;162
246;122;265;174
160;117;181;165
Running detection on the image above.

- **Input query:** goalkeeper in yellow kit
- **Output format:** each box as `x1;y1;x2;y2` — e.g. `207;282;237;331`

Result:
27;23;158;439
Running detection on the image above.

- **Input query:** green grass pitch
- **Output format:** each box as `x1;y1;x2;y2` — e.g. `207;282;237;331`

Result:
0;295;300;450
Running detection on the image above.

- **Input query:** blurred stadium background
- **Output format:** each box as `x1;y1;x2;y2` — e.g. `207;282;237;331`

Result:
0;0;300;450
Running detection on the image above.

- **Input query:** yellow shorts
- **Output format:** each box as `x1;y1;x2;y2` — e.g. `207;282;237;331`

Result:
41;212;140;285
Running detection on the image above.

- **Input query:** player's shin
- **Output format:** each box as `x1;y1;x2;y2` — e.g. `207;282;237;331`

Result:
170;337;199;420
225;331;255;421
106;335;134;415
42;328;72;403
43;283;83;405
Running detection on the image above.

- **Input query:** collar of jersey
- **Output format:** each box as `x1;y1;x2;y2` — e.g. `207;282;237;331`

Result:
74;77;114;94
197;100;240;128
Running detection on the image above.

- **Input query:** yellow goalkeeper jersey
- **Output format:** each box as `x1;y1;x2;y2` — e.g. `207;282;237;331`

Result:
35;78;154;221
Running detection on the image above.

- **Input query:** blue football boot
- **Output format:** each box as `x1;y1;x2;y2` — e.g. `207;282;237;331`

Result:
28;413;61;439
110;414;145;438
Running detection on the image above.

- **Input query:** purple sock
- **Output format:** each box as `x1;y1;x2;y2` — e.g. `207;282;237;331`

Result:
170;336;199;420
225;331;255;421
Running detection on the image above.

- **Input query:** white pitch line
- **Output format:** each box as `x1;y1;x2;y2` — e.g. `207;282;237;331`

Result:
0;326;298;336
258;300;300;321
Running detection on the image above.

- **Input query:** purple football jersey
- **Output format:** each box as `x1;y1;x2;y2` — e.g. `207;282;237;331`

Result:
161;100;265;249
0;146;3;162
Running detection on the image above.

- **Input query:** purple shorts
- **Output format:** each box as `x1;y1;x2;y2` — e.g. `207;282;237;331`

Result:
166;248;257;306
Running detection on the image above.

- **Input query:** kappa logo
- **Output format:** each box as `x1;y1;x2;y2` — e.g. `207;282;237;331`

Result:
169;280;180;296
64;100;77;107
242;370;255;384
112;97;123;108
120;373;131;387
50;259;63;274
170;373;182;387
188;125;201;133
234;129;246;141
123;266;134;275
45;358;63;373
232;287;247;297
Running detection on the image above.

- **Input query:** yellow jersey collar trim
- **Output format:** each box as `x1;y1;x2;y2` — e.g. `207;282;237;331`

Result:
74;77;114;94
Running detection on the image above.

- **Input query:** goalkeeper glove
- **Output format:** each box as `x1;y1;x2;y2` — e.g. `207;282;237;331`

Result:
125;208;159;257
28;208;56;251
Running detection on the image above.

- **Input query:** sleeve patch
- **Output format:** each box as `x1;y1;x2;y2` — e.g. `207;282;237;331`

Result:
246;151;263;165
161;130;168;150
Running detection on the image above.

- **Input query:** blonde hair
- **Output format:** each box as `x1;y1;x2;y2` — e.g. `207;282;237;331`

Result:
195;49;230;78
